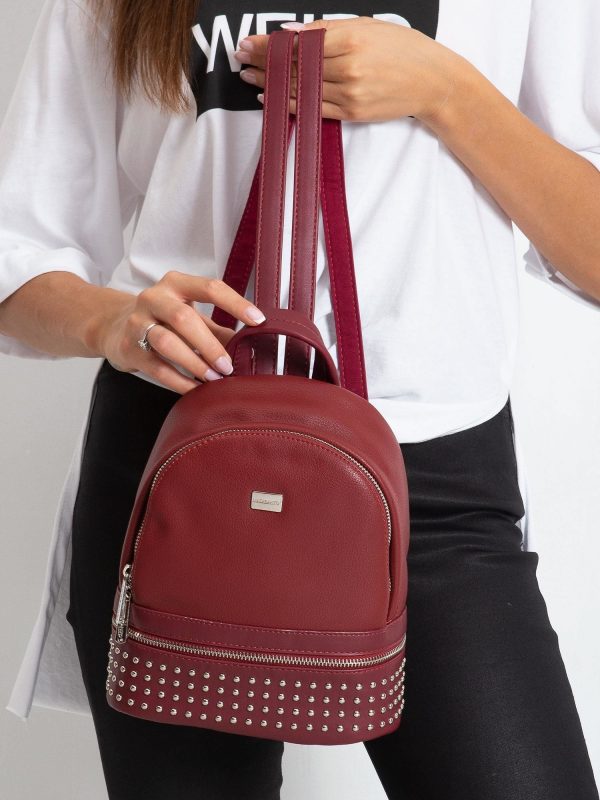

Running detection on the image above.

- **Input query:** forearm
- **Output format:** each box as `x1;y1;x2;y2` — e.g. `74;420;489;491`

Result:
422;55;600;301
0;272;131;357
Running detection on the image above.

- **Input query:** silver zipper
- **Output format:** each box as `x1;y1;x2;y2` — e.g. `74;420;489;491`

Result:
114;564;132;644
132;428;392;559
122;626;406;669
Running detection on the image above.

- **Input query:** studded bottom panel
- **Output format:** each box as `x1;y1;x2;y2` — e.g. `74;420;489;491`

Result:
106;634;406;745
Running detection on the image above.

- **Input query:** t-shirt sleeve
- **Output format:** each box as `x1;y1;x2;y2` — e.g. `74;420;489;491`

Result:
0;0;140;359
516;0;600;310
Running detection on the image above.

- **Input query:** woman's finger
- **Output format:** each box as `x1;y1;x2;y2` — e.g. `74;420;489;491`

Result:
141;322;225;382
135;351;201;395
141;292;235;375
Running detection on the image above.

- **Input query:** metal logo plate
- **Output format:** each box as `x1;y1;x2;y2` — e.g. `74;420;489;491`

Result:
251;491;283;513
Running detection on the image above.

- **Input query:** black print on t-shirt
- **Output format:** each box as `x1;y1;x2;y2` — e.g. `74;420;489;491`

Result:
188;1;439;118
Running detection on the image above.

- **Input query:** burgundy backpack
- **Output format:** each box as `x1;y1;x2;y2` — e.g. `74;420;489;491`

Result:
106;28;409;746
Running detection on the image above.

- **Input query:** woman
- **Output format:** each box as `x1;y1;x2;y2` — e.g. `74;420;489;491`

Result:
1;0;599;798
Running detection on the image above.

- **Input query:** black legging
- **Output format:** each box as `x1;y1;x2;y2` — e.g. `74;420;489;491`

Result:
67;359;599;800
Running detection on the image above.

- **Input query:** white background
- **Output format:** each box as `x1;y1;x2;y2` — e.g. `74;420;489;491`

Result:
1;1;599;797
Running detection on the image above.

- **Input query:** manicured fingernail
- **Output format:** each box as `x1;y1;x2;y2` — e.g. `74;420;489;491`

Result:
245;306;267;323
234;50;253;64
240;69;257;84
204;367;223;381
257;94;264;104
238;38;254;51
280;21;305;30
214;355;234;375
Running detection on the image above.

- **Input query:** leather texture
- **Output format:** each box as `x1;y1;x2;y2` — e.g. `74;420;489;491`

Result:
107;29;410;746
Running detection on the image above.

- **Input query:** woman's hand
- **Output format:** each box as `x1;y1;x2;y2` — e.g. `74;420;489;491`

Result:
234;17;462;124
97;271;266;394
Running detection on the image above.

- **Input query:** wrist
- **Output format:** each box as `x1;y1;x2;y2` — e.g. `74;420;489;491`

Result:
417;48;477;133
82;285;134;358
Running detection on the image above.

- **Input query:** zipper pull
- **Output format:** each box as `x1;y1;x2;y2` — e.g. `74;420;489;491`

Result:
114;563;132;643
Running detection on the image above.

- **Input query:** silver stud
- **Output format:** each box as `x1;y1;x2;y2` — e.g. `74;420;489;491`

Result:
277;708;284;715
381;693;387;700
160;664;166;671
340;683;348;690
144;688;151;695
247;704;254;712
187;697;194;704
215;715;222;722
325;683;332;690
382;678;387;685
353;724;359;732
369;696;375;703
115;648;120;654
217;701;224;708
231;703;239;710
369;710;375;717
308;709;315;717
245;718;252;726
189;669;196;677
156;705;163;712
337;725;344;732
127;699;134;706
158;692;165;698
292;694;300;702
108;690;114;696
174;667;181;674
118;680;125;687
294;681;302;688
338;710;345;718
203;672;210;679
130;670;138;677
322;724;328;732
338;698;345;704
200;713;207;720
130;685;137;692
202;685;209;692
323;697;330;704
202;699;209;706
170;709;177;716
355;683;363;690
262;692;269;699
249;677;256;684
233;676;241;683
248;691;255;698
277;693;285;701
292;708;300;716
232;689;240;696
185;711;192;718
388;717;394;724
368;723;374;731
145;661;153;668
264;678;271;686
173;680;180;687
230;716;237;724
261;720;268;727
123;652;129;659
276;721;283;729
308;696;315;703
354;698;361;705
354;710;360;717
172;694;179;701
310;682;317;689
262;706;269;713
381;707;386;713
306;724;313;731
217;687;224;694
141;702;148;710
370;682;377;689
323;710;330;717
279;680;286;687
144;675;151;682
219;673;226;681
380;721;386;728
158;678;166;685
188;683;195;690
291;722;298;730
120;666;126;673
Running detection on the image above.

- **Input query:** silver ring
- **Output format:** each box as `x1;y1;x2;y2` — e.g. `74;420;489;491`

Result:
137;322;160;352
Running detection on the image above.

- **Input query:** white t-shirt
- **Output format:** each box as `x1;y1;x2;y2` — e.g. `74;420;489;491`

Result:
1;0;599;443
2;0;599;720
